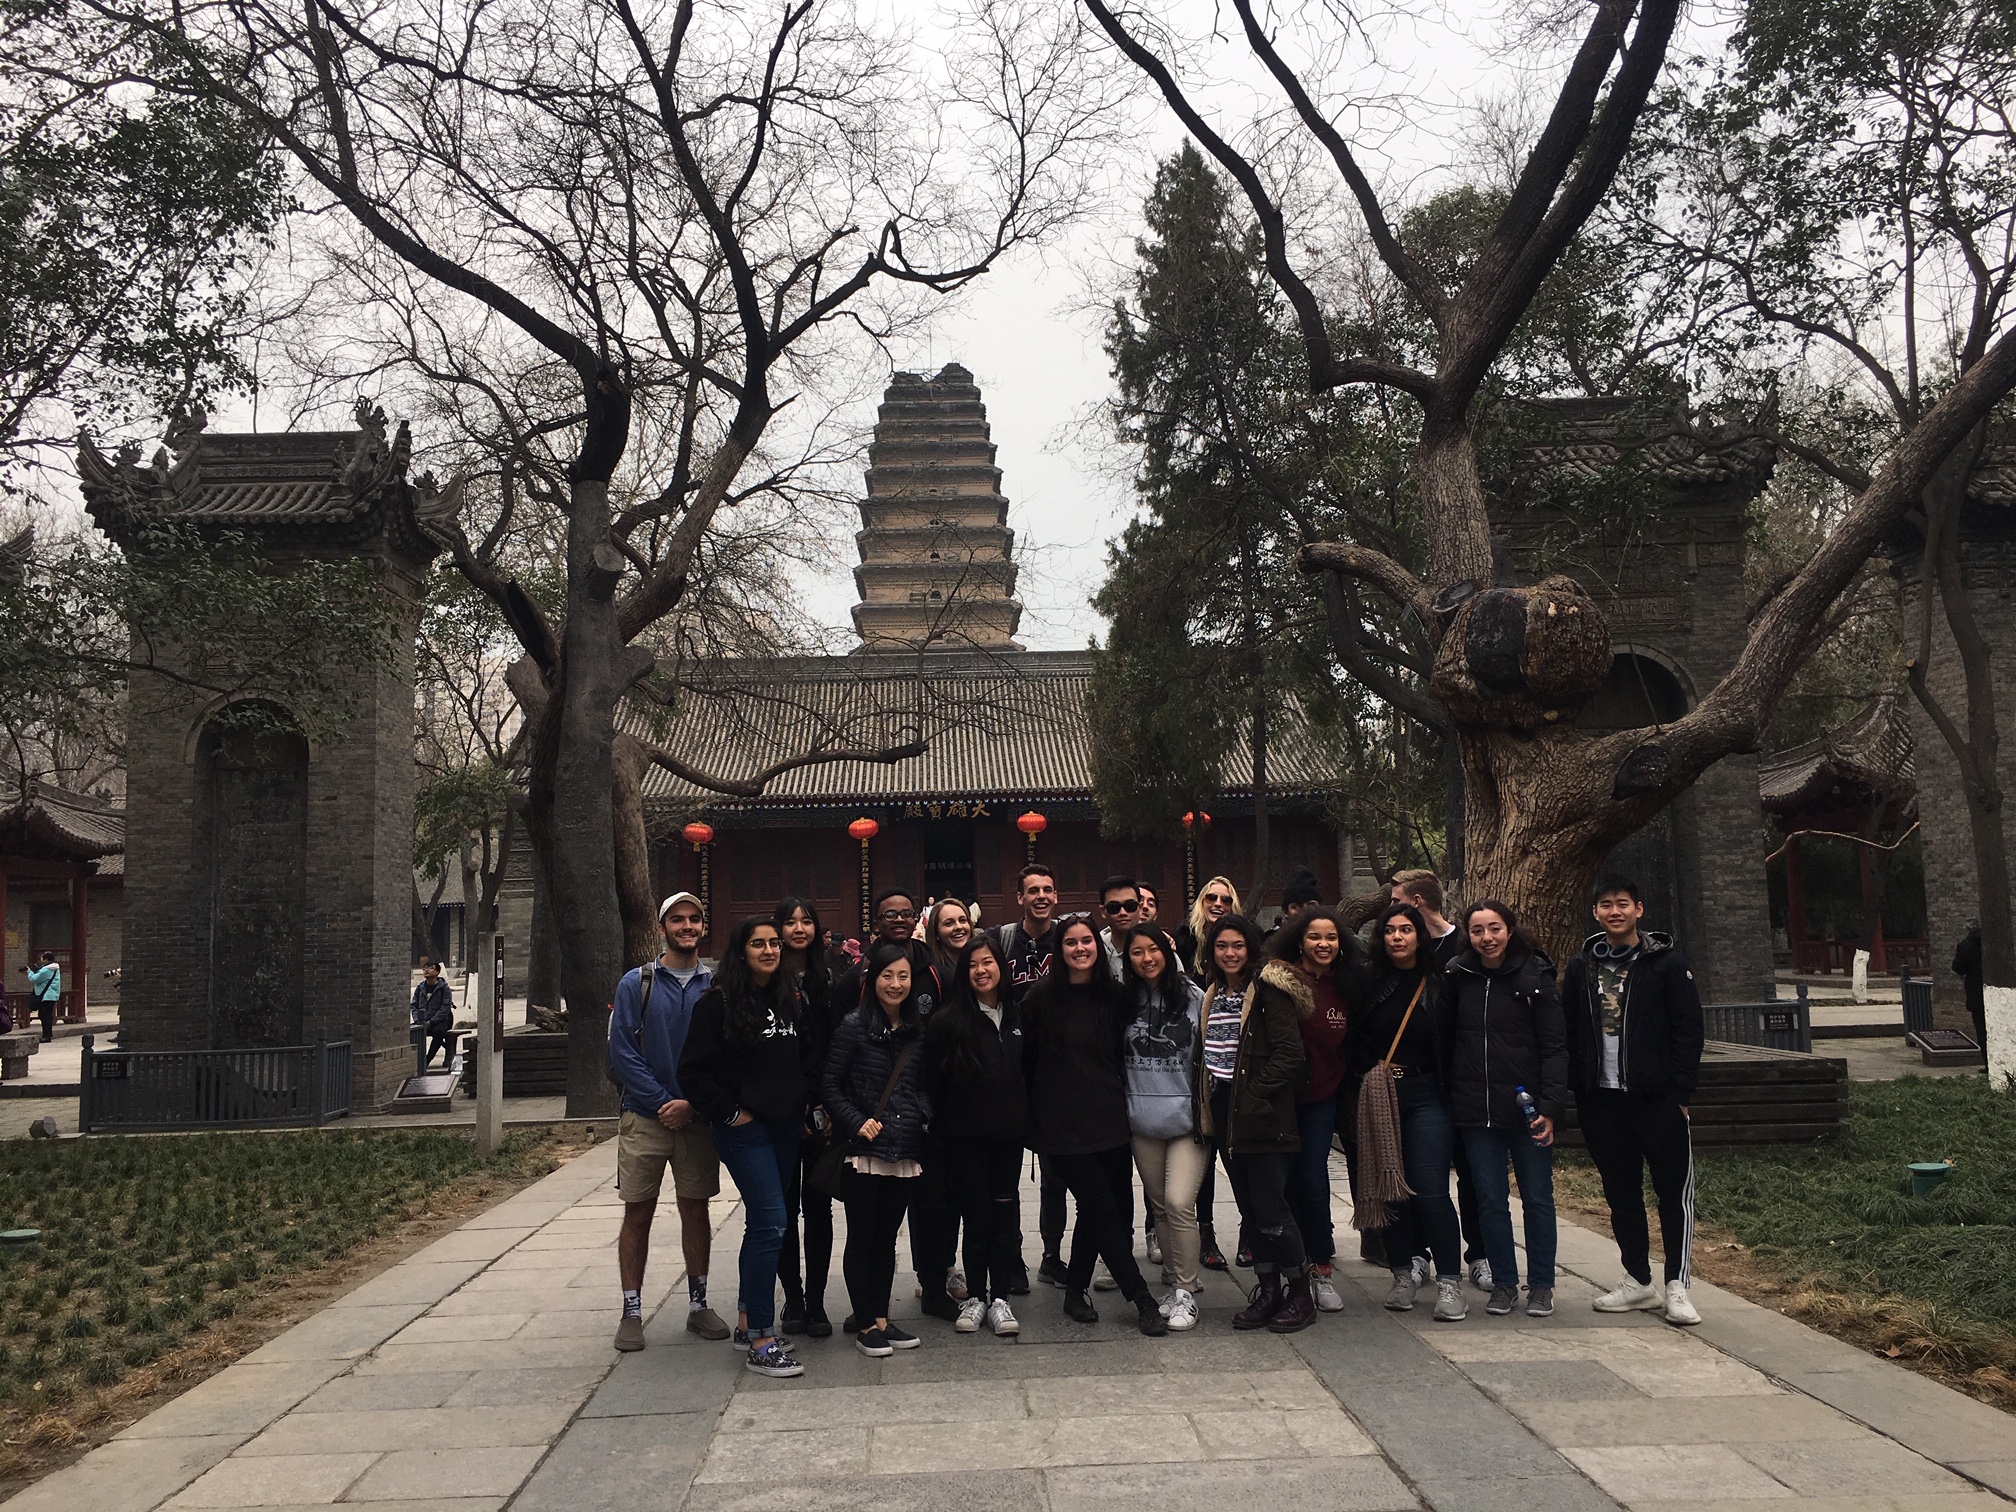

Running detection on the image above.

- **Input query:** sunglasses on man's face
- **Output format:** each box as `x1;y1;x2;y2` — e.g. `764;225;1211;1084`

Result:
1102;898;1140;915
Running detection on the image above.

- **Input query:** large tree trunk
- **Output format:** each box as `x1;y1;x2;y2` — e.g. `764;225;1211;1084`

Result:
536;479;628;1116
612;733;661;969
1439;728;1466;883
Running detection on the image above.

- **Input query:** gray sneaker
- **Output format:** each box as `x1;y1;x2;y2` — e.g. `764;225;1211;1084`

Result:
1525;1286;1554;1317
1486;1285;1519;1316
1383;1270;1418;1311
1432;1279;1469;1321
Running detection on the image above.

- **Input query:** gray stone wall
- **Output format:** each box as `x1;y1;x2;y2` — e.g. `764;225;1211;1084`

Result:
118;553;425;1111
1896;539;2016;1025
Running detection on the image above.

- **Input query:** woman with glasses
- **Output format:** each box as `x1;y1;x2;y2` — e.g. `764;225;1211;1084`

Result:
678;916;813;1378
1177;876;1243;1269
1023;915;1168;1336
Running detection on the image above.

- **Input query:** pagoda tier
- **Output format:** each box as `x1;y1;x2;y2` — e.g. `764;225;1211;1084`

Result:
850;363;1023;651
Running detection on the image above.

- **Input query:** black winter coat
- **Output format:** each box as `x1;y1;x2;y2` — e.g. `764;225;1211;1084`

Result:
1198;960;1309;1153
1442;945;1569;1128
822;1005;929;1165
830;941;942;1023
1560;931;1705;1100
1021;978;1131;1156
1346;965;1449;1080
922;999;1029;1144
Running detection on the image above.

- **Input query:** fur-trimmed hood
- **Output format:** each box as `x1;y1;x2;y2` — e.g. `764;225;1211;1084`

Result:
1257;958;1316;1018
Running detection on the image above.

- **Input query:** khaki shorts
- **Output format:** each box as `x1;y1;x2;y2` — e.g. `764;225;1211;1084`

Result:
616;1110;722;1205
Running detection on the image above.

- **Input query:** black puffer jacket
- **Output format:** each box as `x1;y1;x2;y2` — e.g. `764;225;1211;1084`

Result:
922;998;1028;1144
1561;931;1705;1099
1346;965;1449;1080
1443;944;1568;1129
822;1005;929;1165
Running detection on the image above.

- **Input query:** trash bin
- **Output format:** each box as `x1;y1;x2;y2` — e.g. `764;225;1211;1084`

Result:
1907;1161;1952;1199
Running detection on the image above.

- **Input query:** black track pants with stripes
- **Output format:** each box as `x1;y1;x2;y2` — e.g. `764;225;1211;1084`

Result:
1577;1088;1695;1287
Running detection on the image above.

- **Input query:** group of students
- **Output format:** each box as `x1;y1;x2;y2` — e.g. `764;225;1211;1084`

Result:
606;862;1706;1380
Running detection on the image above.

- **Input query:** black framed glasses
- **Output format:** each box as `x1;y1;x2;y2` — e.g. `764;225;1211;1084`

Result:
877;908;917;922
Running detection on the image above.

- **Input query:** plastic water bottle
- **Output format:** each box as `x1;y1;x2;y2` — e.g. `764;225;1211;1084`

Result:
1514;1085;1543;1136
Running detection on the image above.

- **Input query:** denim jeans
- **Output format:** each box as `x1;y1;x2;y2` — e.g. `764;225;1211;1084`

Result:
1460;1124;1556;1289
1288;1094;1339;1266
711;1115;799;1338
1382;1077;1462;1279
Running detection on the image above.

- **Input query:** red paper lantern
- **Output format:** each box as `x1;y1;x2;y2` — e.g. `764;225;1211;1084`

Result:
1015;810;1048;836
1181;810;1212;829
848;816;880;842
681;821;715;848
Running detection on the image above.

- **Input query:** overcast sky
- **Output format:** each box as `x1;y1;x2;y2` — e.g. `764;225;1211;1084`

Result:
794;0;1679;650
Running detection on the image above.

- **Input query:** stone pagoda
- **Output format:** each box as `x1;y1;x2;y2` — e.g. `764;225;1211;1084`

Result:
851;363;1024;650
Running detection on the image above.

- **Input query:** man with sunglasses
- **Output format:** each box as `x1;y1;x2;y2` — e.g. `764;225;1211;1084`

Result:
1098;876;1143;972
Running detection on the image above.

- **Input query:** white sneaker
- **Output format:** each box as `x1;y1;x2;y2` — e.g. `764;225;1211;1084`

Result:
1165;1287;1199;1331
1158;1290;1175;1316
1593;1278;1663;1313
1312;1270;1345;1312
946;1267;969;1302
986;1298;1020;1336
1663;1280;1701;1326
1468;1258;1493;1291
1410;1253;1431;1287
1146;1231;1164;1266
1094;1266;1120;1292
954;1297;986;1333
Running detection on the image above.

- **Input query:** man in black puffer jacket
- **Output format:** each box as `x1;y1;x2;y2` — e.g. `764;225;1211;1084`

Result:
1561;873;1705;1327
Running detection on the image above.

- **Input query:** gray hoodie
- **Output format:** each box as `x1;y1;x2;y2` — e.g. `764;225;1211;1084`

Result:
1123;976;1204;1139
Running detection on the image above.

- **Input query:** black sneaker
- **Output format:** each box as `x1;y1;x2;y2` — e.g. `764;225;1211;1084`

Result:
918;1291;961;1323
1007;1262;1031;1297
780;1299;807;1334
1135;1295;1168;1337
804;1307;833;1340
745;1340;805;1378
856;1326;894;1358
883;1323;921;1350
842;1313;859;1334
1062;1289;1099;1324
1200;1241;1230;1274
1236;1246;1254;1269
1038;1255;1069;1288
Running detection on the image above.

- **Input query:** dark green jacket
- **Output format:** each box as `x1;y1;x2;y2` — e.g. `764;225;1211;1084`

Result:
1200;959;1310;1153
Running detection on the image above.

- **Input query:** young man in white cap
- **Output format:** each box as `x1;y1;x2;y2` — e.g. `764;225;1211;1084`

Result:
609;892;726;1350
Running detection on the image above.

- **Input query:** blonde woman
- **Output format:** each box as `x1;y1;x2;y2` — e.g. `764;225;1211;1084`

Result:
1178;877;1242;982
1175;875;1241;1269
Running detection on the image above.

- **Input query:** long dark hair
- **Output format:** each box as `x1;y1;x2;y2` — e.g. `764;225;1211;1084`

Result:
715;915;794;1046
773;895;830;1008
1025;913;1121;1016
857;939;924;1030
1118;923;1187;1028
1200;914;1264;993
1461;898;1539;965
1268;904;1364;999
1369;900;1429;995
935;936;1009;1084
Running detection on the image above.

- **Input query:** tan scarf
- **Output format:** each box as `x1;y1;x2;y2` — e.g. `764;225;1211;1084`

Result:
1350;977;1424;1233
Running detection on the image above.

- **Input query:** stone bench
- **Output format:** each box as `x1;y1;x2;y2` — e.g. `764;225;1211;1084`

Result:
0;1031;42;1080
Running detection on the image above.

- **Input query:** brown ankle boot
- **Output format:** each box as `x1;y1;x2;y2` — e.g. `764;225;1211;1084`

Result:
1269;1270;1318;1333
1232;1272;1284;1331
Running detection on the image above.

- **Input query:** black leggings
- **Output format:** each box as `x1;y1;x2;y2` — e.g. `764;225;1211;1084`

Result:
942;1137;1024;1301
1215;1081;1306;1275
909;1136;960;1295
1039;1154;1067;1256
841;1171;913;1323
777;1137;834;1313
1050;1146;1150;1303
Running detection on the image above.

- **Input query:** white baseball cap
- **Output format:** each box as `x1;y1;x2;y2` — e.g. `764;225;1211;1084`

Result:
658;891;704;921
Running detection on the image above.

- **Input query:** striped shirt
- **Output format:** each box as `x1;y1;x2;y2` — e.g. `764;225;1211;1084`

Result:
1203;988;1242;1082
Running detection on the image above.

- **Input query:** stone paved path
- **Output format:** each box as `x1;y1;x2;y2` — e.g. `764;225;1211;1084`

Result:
12;1142;2014;1512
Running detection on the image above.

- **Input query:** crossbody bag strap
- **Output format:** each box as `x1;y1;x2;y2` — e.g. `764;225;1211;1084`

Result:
1382;979;1427;1068
867;1040;916;1123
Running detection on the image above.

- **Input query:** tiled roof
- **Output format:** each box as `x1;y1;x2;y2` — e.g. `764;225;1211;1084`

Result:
0;781;125;861
634;650;1344;812
1758;695;1915;815
1521;397;1777;493
75;404;445;565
